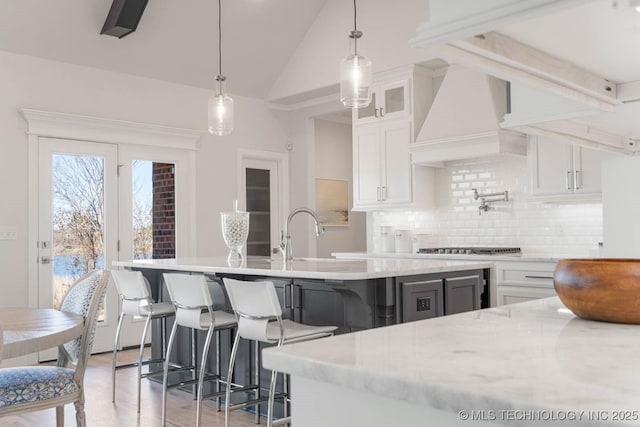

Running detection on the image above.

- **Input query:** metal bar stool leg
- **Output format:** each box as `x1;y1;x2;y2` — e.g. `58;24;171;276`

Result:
283;372;289;421
162;321;179;427
191;328;197;398
255;340;260;424
136;312;152;413
111;311;126;403
225;332;241;427
196;326;215;427
267;369;278;427
216;330;222;412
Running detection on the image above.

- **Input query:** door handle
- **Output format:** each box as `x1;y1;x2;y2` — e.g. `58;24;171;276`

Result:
284;283;292;309
40;256;52;264
574;170;581;190
374;108;379;118
380;107;384;117
377;186;381;201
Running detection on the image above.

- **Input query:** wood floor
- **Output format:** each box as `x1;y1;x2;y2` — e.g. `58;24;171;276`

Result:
0;349;257;427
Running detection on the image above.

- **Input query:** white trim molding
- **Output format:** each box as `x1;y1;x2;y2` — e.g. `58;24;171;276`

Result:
22;108;200;312
237;149;290;257
20;109;202;150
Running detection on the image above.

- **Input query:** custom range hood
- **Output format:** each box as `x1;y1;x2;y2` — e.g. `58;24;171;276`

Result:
411;64;526;165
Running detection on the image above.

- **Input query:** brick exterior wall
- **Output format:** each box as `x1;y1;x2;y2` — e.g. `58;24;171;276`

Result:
152;163;175;259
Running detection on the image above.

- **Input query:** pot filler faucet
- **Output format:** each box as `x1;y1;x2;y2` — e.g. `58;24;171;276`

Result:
280;208;325;262
473;188;509;216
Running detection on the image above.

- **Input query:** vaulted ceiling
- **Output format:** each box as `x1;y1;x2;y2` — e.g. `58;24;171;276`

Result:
0;0;327;99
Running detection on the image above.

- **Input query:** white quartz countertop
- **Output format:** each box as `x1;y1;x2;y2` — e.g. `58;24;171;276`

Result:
113;257;492;280
263;297;640;426
333;251;564;263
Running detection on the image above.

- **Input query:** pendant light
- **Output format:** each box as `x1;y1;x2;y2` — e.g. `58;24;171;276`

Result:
208;0;233;136
339;0;372;108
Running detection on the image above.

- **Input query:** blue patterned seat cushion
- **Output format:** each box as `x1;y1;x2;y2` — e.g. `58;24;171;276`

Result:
0;366;78;408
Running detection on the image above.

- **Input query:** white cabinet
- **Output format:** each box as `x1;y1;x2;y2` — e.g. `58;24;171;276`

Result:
497;285;557;305
354;78;410;124
351;65;433;211
495;261;558;306
353;119;412;209
529;135;603;199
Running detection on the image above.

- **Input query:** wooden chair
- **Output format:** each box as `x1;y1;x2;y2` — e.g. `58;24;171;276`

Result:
0;270;110;427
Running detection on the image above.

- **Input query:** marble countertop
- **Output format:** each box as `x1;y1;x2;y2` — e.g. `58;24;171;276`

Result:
332;251;564;263
263;297;640;426
113;257;492;280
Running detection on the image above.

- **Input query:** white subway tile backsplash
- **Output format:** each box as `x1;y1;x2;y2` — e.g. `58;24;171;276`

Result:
371;157;602;256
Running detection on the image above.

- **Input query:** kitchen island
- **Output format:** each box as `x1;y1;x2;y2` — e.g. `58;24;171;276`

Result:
113;256;493;281
263;297;640;426
114;257;493;330
114;256;492;416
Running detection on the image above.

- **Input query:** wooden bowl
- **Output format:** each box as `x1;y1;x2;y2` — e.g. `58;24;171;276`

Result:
553;258;640;324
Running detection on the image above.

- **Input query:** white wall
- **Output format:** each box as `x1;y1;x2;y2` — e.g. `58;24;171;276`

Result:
0;51;290;308
602;156;640;257
313;119;366;257
268;0;432;102
371;156;603;257
275;98;356;258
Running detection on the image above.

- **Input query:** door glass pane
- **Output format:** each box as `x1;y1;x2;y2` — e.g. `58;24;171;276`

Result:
384;86;404;114
357;92;377;119
52;154;105;314
246;168;271;257
132;160;176;259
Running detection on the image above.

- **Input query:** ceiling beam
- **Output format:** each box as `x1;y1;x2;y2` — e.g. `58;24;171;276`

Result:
411;0;596;47
431;31;617;112
513;121;636;155
617;81;640;104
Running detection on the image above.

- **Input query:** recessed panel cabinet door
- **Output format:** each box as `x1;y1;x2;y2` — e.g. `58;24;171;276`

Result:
382;119;412;205
400;278;443;322
530;137;573;195
444;274;481;315
574;146;602;194
353;124;382;207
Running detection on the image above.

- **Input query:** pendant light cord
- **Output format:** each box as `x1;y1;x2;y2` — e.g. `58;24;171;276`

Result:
353;0;357;32
218;0;222;77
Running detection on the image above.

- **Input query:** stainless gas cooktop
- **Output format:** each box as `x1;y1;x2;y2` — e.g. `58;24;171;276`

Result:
417;247;521;255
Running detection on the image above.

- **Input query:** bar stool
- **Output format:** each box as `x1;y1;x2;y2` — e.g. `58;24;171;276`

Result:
111;269;175;412
162;273;237;427
222;278;337;427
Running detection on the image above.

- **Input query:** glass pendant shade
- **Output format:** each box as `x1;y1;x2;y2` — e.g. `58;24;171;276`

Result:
208;78;233;136
340;53;372;108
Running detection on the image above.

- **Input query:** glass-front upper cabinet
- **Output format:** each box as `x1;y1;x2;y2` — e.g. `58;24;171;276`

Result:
355;78;410;124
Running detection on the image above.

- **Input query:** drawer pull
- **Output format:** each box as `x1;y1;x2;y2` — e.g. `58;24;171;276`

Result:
525;275;553;280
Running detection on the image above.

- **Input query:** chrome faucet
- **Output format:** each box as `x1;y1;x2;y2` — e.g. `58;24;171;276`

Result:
280;208;325;262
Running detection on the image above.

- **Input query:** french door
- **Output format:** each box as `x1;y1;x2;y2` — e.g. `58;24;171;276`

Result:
38;138;118;357
38;137;192;358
